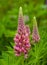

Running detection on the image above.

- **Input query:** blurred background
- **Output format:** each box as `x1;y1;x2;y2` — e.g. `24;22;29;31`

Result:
0;0;47;65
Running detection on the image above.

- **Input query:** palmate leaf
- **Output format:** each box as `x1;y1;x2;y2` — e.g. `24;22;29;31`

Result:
0;41;24;65
27;26;47;65
1;50;24;65
0;0;47;65
28;41;47;65
0;26;47;65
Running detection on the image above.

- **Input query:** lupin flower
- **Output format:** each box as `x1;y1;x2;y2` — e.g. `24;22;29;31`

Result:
14;7;31;58
25;25;30;35
32;16;40;42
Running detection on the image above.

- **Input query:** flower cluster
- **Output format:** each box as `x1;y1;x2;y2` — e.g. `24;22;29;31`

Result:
14;7;31;58
32;16;40;42
14;7;40;58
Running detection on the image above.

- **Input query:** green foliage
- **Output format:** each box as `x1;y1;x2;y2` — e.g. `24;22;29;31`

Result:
0;0;47;65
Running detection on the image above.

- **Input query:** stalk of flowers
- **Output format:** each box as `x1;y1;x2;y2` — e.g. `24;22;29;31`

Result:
32;16;40;42
14;7;31;58
25;25;30;36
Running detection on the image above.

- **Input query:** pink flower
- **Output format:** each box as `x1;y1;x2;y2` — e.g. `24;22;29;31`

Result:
14;7;31;58
32;16;40;42
25;25;30;35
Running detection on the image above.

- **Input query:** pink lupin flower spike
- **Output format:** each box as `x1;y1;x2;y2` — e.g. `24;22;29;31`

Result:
25;25;30;36
18;7;25;34
14;7;31;58
32;16;40;42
